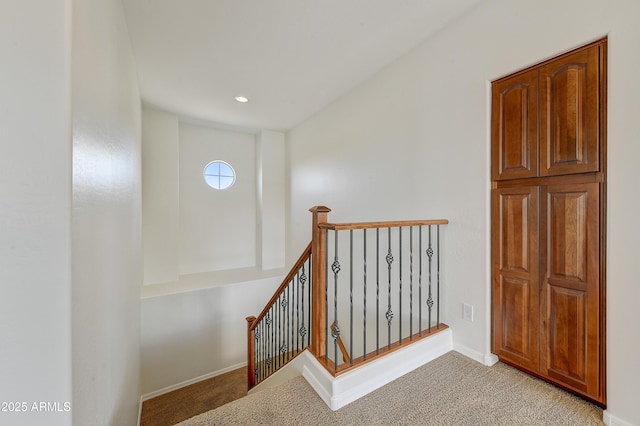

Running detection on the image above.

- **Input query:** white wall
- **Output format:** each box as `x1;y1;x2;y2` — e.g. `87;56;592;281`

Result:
71;0;142;424
142;108;180;284
140;277;281;394
0;1;72;425
142;111;289;282
287;0;640;424
179;122;257;274
257;130;286;270
140;118;290;393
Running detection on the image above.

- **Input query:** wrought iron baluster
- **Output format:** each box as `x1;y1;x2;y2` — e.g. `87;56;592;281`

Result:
427;225;434;332
292;279;296;354
349;229;353;365
285;282;290;361
299;261;307;349
266;310;272;376
276;295;281;368
296;271;300;353
284;289;287;363
281;290;288;362
409;226;413;340
293;280;296;355
289;282;292;359
252;321;257;384
363;229;367;360
289;282;292;358
376;228;380;354
262;316;266;378
287;283;291;360
332;229;341;370
437;224;441;327
325;230;329;363
264;318;268;379
248;218;444;388
274;297;278;368
307;257;311;349
291;280;295;356
386;227;394;349
258;320;262;383
274;301;277;369
399;227;402;342
419;226;423;336
280;293;285;366
264;312;268;377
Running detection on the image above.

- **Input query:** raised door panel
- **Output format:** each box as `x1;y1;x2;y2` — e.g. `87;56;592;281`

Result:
492;69;539;181
492;187;539;371
540;45;600;176
539;182;601;402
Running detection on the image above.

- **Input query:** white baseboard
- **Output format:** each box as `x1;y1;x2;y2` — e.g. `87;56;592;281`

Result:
302;328;453;411
484;353;499;366
453;342;497;366
140;362;247;402
452;342;483;363
603;410;637;426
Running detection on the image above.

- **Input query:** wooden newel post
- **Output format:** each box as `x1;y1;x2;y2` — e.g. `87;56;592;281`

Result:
309;206;330;359
246;316;256;390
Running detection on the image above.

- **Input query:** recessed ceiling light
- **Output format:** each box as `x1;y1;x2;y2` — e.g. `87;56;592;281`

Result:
234;96;249;103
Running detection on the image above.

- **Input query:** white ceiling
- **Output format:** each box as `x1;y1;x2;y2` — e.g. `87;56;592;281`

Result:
122;0;481;131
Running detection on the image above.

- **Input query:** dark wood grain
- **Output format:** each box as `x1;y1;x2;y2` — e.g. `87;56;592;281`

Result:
491;38;606;406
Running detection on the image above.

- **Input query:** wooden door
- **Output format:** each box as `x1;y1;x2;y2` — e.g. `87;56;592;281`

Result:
492;186;539;371
539;181;602;401
491;38;606;406
492;69;539;181
540;44;600;176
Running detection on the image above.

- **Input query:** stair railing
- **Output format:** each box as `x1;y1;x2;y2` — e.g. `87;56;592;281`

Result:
246;206;448;390
315;210;449;376
246;242;312;389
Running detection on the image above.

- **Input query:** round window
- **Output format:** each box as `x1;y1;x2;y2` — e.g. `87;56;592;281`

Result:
203;160;236;190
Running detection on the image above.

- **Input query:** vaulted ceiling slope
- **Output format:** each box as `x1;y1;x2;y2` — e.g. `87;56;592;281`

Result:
122;0;481;131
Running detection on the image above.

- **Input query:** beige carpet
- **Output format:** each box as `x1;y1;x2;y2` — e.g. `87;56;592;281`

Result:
176;351;603;425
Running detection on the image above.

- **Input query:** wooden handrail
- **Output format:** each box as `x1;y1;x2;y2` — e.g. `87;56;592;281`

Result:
248;242;312;332
319;219;449;231
247;206;449;390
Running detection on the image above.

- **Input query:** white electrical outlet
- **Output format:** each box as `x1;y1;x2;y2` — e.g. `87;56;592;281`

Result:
463;303;474;322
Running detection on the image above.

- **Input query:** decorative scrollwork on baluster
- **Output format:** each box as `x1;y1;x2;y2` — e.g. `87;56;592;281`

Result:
385;307;394;326
299;263;307;348
300;265;307;287
426;232;434;331
265;313;272;368
386;246;394;327
331;258;341;275
386;250;394;267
